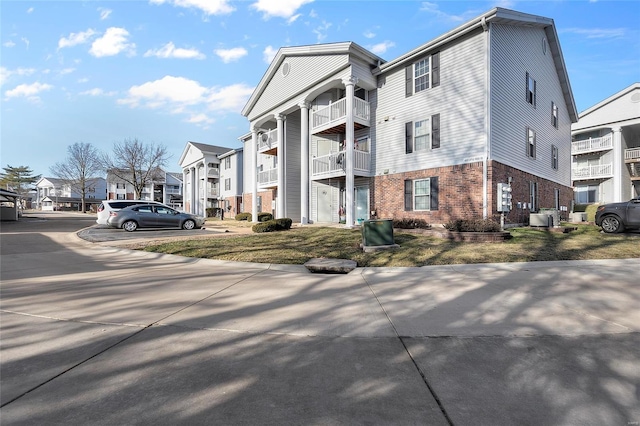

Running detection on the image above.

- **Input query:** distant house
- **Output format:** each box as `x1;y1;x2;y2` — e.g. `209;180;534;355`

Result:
106;169;182;207
179;142;242;216
35;177;106;211
240;7;577;226
571;83;640;204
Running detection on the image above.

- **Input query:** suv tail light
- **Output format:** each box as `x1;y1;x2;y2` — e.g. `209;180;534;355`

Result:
109;212;118;217
97;204;104;212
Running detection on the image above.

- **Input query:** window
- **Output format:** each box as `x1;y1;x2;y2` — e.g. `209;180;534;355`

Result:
225;178;231;191
404;177;439;211
529;181;538;212
527;127;536;158
554;188;560;210
116;194;126;200
405;114;441;153
526;72;536;106
116;183;126;189
155;206;175;215
575;185;598;204
551;145;559;170
225;157;231;169
405;52;440;97
551;102;558;128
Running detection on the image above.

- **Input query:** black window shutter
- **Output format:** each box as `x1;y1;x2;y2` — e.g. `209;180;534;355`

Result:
525;72;529;103
404;180;413;211
405;122;413;154
431;113;440;149
405;65;413;97
430;177;439;210
431;52;440;87
533;80;537;108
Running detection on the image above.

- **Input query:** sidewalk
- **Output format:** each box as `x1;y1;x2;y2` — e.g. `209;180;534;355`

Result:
1;213;639;425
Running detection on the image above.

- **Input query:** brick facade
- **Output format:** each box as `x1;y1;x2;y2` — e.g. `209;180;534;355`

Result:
371;161;573;225
242;189;276;217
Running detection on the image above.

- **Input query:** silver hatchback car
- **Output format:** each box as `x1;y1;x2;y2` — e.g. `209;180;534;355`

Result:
106;204;205;232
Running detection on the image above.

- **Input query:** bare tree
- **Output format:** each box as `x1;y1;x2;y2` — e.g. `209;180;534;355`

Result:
50;142;102;212
101;138;170;199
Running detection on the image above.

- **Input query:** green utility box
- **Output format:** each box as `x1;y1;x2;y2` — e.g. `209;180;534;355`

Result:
362;219;394;246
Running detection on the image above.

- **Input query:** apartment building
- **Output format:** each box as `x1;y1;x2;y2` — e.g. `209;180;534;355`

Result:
35;177;106;211
571;83;640;204
241;7;577;226
179;142;241;216
106;169;183;207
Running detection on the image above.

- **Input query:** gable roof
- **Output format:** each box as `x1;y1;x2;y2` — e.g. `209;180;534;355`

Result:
178;141;235;166
579;82;640;118
377;7;577;123
242;42;386;117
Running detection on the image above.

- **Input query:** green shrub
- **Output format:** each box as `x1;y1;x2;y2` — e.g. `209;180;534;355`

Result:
393;218;430;229
573;204;588;213
444;218;502;232
258;212;273;222
252;218;293;233
235;212;251;221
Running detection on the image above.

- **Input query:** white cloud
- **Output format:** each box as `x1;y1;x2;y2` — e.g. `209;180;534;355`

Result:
287;13;301;25
90;27;136;57
3;40;16;48
419;2;470;23
22;37;30;49
363;30;376;39
27;7;34;14
149;0;235;15
144;42;206;59
313;21;332;42
214;47;248;63
0;67;37;87
4;82;53;102
117;76;254;125
58;29;97;49
263;45;278;64
251;0;314;20
80;88;116;96
369;41;395;55
78;77;89;83
206;83;255;112
58;68;76;75
562;27;627;39
98;7;112;20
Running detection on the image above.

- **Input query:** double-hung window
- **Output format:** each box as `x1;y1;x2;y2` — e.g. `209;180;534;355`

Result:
551;145;559;170
225;157;231;169
225;178;231;191
404;177;439;211
551;102;558;128
526;72;536;107
405;114;441;153
526;127;536;159
405;52;440;97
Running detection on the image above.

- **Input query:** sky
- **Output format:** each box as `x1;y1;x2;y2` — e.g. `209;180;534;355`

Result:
1;0;639;178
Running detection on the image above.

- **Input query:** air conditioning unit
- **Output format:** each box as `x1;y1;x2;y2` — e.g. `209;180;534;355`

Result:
529;213;552;227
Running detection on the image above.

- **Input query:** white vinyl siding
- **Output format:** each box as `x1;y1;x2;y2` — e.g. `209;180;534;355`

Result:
490;24;572;186
284;109;301;221
376;28;486;174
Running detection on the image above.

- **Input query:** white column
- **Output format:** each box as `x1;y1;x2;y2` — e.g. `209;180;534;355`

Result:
251;127;259;223
343;76;358;228
190;167;196;214
299;101;310;224
275;113;285;218
612;127;623;202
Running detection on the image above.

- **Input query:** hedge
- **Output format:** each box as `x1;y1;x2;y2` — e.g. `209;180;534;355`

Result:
235;212;274;222
444;218;502;232
392;218;431;229
252;218;293;233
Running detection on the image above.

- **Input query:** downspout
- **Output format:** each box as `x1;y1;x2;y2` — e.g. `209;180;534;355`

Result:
482;17;490;219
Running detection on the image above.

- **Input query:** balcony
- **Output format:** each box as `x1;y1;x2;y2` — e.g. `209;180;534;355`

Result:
208;168;220;178
626;148;640;180
258;168;278;189
571;135;613;155
311;149;371;179
311;97;370;135
572;163;613;181
257;128;278;156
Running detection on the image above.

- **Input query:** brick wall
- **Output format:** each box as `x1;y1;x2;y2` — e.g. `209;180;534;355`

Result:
242;189;276;216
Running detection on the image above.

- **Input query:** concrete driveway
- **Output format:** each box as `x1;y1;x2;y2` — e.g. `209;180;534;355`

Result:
1;211;639;425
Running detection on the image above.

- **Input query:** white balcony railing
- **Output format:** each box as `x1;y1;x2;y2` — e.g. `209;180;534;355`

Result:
258;168;278;187
571;134;613;155
208;168;220;178
311;149;371;178
572;163;613;180
625;148;640;161
257;128;278;154
311;97;370;132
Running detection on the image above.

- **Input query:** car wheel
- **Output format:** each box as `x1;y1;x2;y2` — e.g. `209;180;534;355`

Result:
182;219;196;230
123;220;138;232
600;215;623;233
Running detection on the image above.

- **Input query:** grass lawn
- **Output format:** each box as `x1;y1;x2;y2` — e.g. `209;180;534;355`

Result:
139;223;640;267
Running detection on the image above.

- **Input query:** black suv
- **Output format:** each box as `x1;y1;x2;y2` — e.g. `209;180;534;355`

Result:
595;196;640;233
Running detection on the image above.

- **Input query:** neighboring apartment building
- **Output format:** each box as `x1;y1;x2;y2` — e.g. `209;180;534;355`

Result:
35;177;106;211
179;142;241;216
240;7;577;226
571;83;640;205
106;169;183;207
